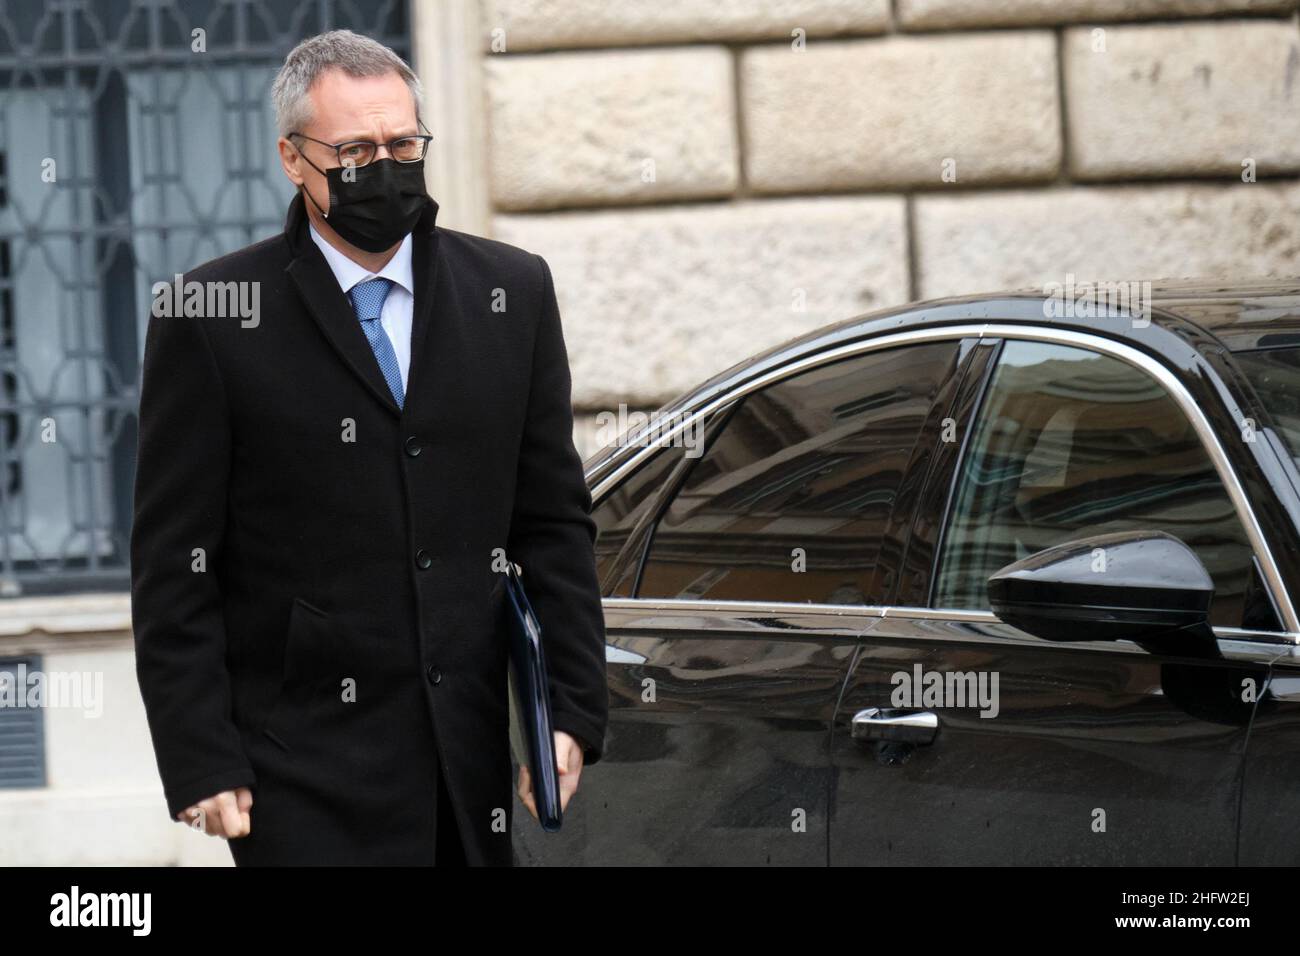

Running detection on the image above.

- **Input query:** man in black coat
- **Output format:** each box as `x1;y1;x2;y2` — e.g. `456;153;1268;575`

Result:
129;30;608;865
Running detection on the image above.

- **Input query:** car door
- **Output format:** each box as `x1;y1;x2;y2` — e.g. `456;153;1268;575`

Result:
1223;343;1300;865
515;335;972;865
830;332;1284;865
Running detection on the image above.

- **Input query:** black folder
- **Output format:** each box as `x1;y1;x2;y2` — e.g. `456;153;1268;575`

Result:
502;561;563;832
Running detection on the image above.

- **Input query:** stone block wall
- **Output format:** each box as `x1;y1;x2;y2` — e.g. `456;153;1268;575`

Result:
477;0;1300;454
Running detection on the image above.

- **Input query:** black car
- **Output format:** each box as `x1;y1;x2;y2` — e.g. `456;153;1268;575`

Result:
516;280;1300;866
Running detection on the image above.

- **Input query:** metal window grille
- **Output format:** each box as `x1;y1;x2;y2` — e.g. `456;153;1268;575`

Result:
0;0;411;595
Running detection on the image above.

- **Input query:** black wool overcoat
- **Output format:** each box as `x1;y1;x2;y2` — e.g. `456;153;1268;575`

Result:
130;192;608;865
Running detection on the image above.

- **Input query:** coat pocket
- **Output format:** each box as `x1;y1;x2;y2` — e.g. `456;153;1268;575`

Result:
261;597;333;752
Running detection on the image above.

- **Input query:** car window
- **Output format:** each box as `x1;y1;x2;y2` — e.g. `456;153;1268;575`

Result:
1234;346;1300;472
591;442;687;594
933;340;1260;629
636;342;961;604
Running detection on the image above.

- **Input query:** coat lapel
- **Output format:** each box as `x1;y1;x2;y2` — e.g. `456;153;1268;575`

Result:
404;203;442;410
282;192;441;418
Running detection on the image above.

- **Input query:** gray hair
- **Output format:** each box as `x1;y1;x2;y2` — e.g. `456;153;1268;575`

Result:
271;29;423;136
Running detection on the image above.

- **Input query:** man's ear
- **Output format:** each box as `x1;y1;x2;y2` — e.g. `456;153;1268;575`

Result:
278;136;304;187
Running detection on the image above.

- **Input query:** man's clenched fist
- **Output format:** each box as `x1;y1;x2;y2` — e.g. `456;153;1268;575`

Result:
177;787;253;838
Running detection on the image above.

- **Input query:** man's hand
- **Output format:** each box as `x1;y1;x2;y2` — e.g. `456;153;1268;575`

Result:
176;787;253;838
516;731;585;821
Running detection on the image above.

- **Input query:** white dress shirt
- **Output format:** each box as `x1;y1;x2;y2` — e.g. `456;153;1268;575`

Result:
309;223;415;391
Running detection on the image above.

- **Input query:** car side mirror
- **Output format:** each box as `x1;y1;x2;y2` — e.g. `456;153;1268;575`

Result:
987;530;1216;648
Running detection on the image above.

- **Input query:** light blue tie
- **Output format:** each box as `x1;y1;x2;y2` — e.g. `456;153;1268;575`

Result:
348;277;404;409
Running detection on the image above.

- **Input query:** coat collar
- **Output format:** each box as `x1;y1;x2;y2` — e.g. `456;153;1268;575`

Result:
283;190;442;418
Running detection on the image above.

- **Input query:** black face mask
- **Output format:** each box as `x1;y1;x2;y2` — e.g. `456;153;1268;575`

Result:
298;153;429;253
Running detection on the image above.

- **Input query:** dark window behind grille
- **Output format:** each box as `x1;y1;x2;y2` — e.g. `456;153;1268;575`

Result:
0;655;46;788
0;0;411;595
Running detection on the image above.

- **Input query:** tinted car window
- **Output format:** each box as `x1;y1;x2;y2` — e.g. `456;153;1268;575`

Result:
592;443;686;593
637;342;960;604
1235;346;1300;471
934;340;1257;628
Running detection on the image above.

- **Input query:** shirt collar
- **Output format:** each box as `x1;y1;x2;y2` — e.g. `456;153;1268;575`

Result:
308;222;415;298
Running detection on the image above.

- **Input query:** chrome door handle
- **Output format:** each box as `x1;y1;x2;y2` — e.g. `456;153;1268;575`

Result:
851;708;939;745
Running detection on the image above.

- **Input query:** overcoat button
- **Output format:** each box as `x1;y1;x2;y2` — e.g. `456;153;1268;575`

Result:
415;549;432;570
404;436;422;457
426;665;442;686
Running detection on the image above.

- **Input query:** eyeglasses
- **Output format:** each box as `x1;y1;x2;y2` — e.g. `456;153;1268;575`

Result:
289;121;433;167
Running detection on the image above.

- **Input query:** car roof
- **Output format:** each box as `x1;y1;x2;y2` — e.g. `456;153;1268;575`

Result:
1127;278;1300;350
583;278;1300;479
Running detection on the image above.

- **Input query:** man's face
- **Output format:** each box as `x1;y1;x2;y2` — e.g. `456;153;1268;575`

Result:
278;68;419;237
